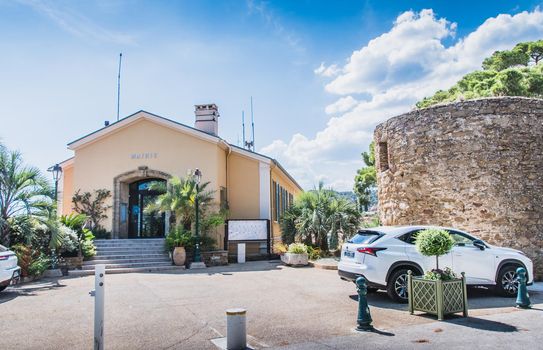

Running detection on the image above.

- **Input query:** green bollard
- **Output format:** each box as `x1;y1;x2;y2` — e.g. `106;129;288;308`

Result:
515;267;531;309
355;276;374;331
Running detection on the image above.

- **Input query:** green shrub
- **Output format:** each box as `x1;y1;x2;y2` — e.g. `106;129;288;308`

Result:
81;240;96;258
165;226;193;251
93;228;111;239
165;226;216;252
424;267;458;281
287;243;308;254
28;254;51;276
307;246;323;260
58;226;79;257
415;228;454;271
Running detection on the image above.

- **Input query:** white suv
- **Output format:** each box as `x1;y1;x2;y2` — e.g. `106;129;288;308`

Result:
338;226;534;303
0;245;21;292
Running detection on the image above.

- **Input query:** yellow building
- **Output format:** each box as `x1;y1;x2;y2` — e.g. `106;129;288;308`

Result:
58;104;302;255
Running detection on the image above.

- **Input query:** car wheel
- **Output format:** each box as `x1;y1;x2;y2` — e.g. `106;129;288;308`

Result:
0;285;7;292
387;269;410;303
495;265;521;297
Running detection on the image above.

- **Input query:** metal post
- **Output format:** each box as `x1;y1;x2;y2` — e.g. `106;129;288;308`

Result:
461;272;469;317
226;308;246;350
194;183;201;263
94;264;105;350
407;270;414;314
53;179;58;203
355;276;373;331
516;267;531;309
436;279;444;321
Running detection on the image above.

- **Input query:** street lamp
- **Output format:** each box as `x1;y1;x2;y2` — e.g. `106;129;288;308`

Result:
47;163;63;203
193;168;202;264
47;163;62;271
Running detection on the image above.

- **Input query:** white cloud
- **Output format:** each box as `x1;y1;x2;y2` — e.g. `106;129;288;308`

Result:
314;62;341;77
262;8;543;191
325;96;358;114
17;0;135;45
247;0;303;53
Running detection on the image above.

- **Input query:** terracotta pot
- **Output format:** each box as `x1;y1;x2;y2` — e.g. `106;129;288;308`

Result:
173;246;186;266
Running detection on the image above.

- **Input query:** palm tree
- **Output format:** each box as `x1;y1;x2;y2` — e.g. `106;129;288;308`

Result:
0;144;51;246
145;174;215;231
281;182;360;252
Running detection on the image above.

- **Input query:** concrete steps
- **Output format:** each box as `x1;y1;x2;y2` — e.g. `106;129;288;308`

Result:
69;265;185;276
69;238;183;276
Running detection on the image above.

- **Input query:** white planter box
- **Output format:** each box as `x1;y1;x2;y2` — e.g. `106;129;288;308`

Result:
281;253;309;266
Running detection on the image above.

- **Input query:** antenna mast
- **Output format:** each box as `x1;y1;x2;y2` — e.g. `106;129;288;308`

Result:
242;110;246;148
117;53;123;121
250;96;255;151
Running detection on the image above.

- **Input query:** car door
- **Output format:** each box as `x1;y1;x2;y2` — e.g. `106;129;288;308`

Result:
403;229;453;272
448;230;495;284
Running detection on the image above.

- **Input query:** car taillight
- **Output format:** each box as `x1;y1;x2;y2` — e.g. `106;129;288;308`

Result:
0;255;11;260
356;247;387;256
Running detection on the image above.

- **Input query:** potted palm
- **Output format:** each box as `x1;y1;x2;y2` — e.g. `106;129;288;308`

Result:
408;228;468;320
281;243;309;266
165;226;192;266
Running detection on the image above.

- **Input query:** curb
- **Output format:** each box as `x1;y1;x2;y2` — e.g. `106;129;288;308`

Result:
308;261;338;270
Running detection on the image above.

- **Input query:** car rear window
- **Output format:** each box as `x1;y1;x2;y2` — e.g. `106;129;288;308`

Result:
347;230;383;244
0;245;6;252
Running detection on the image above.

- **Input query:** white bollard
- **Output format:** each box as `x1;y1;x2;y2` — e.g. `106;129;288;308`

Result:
226;308;247;350
237;243;246;264
94;264;105;350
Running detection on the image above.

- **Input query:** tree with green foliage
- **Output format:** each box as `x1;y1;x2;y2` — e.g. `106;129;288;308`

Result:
0;143;51;246
415;228;454;270
146;173;224;251
353;142;377;212
145;174;216;230
72;189;111;231
417;40;543;108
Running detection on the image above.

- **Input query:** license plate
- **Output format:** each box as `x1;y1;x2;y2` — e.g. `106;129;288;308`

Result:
344;251;355;258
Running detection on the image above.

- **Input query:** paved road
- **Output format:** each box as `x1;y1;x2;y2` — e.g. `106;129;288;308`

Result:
1;261;540;349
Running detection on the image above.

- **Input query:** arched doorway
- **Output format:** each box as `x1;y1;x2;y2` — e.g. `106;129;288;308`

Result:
112;168;171;239
128;178;166;238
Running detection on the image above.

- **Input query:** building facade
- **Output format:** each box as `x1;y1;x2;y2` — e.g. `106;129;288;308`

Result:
58;104;302;252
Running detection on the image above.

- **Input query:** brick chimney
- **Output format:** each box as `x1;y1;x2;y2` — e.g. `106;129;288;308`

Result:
194;104;219;136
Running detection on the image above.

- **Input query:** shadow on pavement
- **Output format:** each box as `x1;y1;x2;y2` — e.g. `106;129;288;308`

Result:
0;279;66;304
444;315;518;332
366;328;395;336
349;286;543;312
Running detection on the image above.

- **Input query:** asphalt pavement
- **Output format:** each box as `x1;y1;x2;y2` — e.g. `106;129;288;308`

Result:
1;261;541;349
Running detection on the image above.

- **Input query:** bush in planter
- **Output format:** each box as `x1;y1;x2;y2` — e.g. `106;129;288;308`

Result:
281;243;309;266
415;228;454;272
409;228;467;320
288;243;308;254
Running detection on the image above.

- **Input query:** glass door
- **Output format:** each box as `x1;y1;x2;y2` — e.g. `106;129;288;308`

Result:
128;178;166;238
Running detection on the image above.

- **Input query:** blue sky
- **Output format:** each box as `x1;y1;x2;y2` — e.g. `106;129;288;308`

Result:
1;0;542;190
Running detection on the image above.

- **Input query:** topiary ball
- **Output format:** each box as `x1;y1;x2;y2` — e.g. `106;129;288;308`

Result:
415;228;454;257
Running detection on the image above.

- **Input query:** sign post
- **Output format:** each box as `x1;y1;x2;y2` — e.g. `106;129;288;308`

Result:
94;264;105;350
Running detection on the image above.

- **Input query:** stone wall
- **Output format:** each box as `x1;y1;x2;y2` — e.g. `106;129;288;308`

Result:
374;97;543;279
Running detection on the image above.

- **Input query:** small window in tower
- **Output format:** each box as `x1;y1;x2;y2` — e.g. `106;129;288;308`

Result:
379;141;389;172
